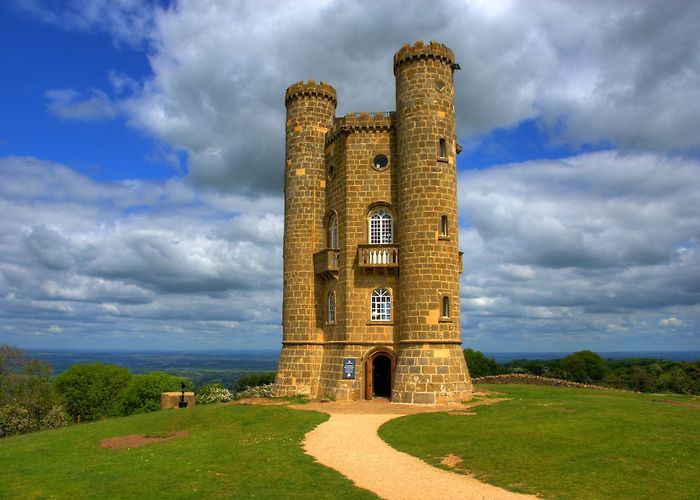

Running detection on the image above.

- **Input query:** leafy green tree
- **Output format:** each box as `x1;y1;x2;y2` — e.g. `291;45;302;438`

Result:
560;350;607;383
54;363;131;420
119;372;191;415
463;348;501;378
0;345;54;430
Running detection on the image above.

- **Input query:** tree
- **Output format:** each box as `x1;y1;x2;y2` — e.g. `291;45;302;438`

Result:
54;363;131;420
0;345;55;431
463;348;501;378
119;372;191;415
560;350;607;383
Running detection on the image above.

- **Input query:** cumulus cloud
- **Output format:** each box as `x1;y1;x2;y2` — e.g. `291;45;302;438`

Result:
458;151;700;350
0;156;283;349
26;0;700;195
45;89;117;121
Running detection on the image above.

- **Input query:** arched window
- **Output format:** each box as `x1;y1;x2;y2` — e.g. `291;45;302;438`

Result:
371;288;391;322
441;296;450;318
369;208;392;244
440;215;448;236
328;214;338;249
328;291;336;324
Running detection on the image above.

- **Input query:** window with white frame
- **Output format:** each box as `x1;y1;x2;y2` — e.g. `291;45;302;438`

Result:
328;214;338;249
369;208;392;244
328;291;336;324
370;288;391;321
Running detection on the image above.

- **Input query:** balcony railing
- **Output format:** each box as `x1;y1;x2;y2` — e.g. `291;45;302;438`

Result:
357;244;399;269
313;249;339;279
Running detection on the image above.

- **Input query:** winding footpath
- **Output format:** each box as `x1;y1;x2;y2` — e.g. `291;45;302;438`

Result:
292;400;536;500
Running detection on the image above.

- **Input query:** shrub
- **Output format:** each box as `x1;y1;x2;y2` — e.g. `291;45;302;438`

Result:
54;363;131;421
196;383;233;404
463;348;501;378
560;350;607;383
41;405;69;430
0;404;32;437
120;372;191;415
234;372;277;392
234;384;274;400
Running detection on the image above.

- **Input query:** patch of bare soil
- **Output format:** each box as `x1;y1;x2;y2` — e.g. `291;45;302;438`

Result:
440;454;463;468
99;431;188;449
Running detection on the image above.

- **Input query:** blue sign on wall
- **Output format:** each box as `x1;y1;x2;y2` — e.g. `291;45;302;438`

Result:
342;358;356;379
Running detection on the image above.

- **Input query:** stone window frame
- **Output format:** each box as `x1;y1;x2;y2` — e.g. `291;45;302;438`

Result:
368;206;393;245
439;215;449;239
370;288;392;322
328;291;336;325
441;295;450;318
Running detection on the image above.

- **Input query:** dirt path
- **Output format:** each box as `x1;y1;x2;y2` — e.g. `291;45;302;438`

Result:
292;400;536;500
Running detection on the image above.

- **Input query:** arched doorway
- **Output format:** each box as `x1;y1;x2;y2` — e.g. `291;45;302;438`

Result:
365;351;395;400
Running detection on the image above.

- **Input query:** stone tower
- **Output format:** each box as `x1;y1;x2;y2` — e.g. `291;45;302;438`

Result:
273;41;472;404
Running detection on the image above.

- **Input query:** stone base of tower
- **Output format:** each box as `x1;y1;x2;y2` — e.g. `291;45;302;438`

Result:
392;343;472;404
271;344;323;397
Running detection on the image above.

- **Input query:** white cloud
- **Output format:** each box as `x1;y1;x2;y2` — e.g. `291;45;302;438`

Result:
0;156;283;348
45;89;117;121
659;317;685;328
27;0;700;195
459;151;700;349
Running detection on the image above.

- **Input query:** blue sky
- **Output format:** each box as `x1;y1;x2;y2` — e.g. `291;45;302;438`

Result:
1;0;699;353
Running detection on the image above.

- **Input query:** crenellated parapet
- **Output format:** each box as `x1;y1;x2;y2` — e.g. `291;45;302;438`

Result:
393;40;454;74
285;80;337;108
326;111;395;145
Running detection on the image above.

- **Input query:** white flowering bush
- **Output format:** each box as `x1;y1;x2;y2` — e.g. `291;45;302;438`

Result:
196;384;233;404
41;405;69;429
234;383;274;400
0;404;32;437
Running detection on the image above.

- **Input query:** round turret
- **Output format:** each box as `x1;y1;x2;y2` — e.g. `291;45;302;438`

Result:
393;41;471;404
274;80;337;398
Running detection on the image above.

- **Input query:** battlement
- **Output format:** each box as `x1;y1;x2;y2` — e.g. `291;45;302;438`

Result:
326;111;395;145
393;40;454;73
285;80;337;107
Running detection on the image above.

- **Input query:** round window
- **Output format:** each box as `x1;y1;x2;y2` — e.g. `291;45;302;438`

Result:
372;154;389;171
436;81;445;92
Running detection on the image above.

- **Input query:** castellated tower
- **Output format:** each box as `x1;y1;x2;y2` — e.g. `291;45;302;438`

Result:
273;42;472;404
274;81;337;397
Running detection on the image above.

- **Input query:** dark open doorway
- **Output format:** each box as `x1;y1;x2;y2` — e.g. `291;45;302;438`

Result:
372;354;392;398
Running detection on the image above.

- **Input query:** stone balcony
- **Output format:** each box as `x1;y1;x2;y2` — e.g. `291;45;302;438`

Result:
313;249;339;280
357;244;399;269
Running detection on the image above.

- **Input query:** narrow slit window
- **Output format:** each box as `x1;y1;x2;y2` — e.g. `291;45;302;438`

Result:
440;215;448;236
328;215;338;249
442;296;450;318
439;138;447;158
328;292;336;324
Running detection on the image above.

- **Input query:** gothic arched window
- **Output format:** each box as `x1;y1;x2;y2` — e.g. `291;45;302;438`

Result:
328;214;338;249
369;208;392;245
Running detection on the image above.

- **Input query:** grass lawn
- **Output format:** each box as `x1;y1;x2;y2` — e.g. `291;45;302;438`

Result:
0;403;376;499
379;384;700;499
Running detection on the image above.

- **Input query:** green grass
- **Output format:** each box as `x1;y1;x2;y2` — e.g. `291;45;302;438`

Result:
0;403;376;499
379;385;700;499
